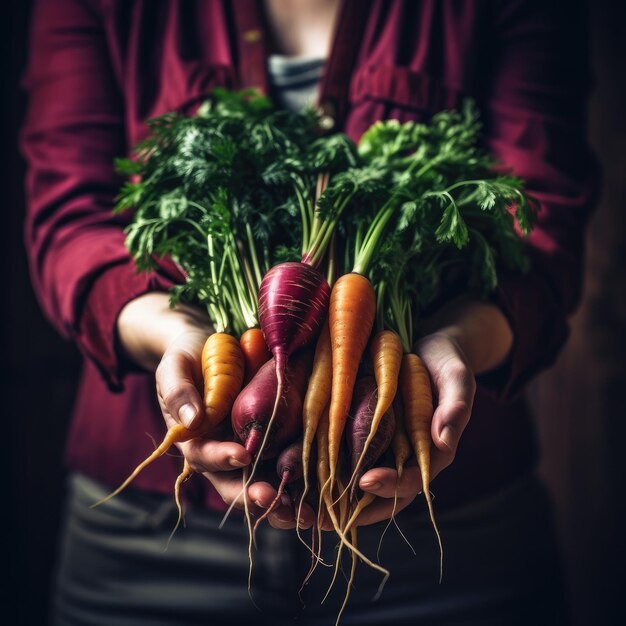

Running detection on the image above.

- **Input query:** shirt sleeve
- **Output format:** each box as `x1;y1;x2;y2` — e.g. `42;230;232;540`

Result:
476;0;600;400
20;0;183;390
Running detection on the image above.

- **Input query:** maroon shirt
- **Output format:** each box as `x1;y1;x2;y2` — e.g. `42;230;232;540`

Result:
21;0;598;511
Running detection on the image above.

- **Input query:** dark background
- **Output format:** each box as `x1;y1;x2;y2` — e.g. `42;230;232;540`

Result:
2;2;625;624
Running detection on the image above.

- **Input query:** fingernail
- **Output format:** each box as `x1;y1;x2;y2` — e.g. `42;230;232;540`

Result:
178;403;197;428
229;457;247;468
254;500;267;509
440;425;456;451
361;481;382;491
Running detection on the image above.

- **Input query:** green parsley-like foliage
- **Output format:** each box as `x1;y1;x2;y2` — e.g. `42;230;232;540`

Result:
114;89;323;334
362;100;538;349
115;89;537;342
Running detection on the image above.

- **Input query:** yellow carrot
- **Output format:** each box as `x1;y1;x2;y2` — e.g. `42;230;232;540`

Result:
297;320;332;542
166;458;194;549
343;329;403;500
400;352;443;581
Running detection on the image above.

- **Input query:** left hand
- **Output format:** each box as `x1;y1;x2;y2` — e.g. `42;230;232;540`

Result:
353;298;514;526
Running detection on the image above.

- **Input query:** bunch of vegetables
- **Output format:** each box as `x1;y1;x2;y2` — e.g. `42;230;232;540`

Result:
99;89;537;621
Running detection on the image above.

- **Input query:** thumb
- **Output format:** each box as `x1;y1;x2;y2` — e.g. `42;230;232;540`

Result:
156;339;205;431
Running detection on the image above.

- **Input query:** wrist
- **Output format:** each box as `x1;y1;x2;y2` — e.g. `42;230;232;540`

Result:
117;292;212;372
418;299;513;375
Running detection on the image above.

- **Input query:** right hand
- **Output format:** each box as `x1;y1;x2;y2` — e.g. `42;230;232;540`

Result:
117;292;315;529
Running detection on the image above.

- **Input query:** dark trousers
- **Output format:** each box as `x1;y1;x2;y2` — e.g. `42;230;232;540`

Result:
51;472;568;626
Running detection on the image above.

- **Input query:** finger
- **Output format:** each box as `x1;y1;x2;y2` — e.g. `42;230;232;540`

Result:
354;495;416;527
359;465;423;499
277;494;315;530
416;343;476;475
267;503;297;530
156;348;204;431
247;481;278;509
201;471;274;515
430;394;473;479
184;438;250;473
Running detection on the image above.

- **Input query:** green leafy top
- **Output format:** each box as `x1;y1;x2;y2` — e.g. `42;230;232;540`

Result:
114;89;324;335
115;89;537;342
362;102;539;348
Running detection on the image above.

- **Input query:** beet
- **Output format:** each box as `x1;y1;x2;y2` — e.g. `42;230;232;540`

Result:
231;354;310;459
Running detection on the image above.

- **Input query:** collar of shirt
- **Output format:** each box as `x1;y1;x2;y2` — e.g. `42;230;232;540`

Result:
232;0;372;130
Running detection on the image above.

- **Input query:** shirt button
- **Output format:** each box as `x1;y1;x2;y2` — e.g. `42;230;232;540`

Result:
243;29;262;43
319;101;336;130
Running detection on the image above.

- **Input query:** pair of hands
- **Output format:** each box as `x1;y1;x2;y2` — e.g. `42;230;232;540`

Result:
117;292;513;529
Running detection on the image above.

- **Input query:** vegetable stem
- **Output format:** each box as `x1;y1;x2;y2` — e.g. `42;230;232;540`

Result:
245;223;263;288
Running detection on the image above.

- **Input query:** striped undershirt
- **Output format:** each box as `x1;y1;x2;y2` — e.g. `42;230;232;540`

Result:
267;54;325;111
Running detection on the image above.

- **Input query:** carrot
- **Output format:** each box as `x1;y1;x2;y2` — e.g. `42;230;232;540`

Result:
315;407;389;606
337;526;358;626
400;352;443;581
236;261;328;500
377;399;416;560
343;329;403;500
257;260;330;420
166;458;194;549
327;272;377;495
324;492;378;621
297;320;332;542
239;327;271;385
202;332;246;431
300;408;332;590
92;332;244;508
323;491;374;603
391;398;412;486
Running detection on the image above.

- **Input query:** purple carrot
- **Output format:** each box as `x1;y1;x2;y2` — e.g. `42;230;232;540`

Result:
221;260;327;527
258;261;330;388
347;376;396;501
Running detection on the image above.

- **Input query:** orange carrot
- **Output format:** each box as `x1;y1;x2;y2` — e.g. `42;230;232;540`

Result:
327;272;376;493
400;352;443;580
92;332;244;507
239;327;271;385
344;329;403;499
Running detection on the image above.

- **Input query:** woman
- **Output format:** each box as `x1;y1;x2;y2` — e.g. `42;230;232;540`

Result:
22;1;597;624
